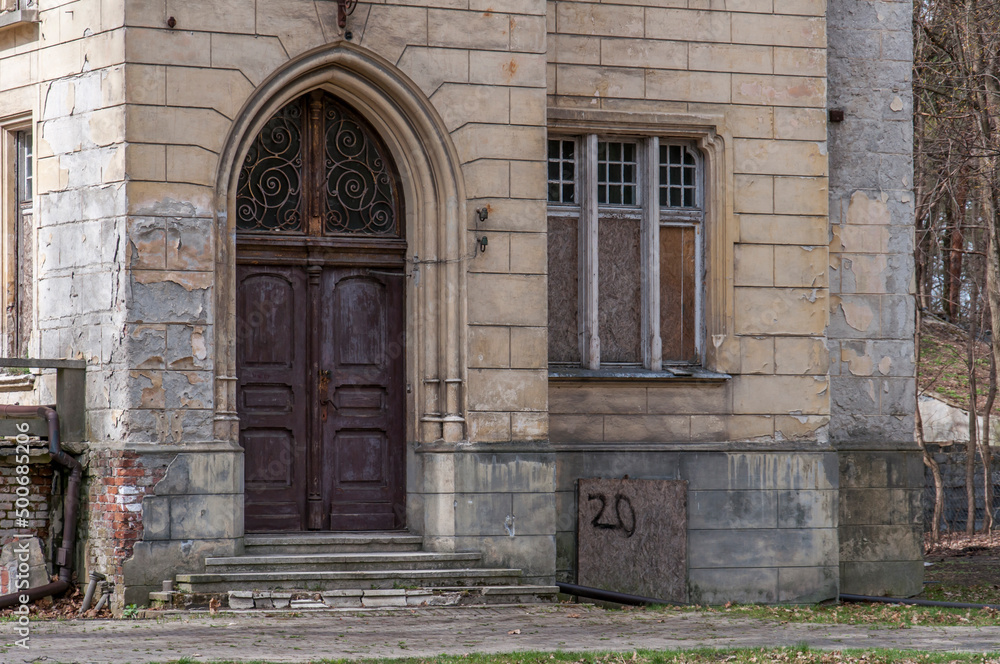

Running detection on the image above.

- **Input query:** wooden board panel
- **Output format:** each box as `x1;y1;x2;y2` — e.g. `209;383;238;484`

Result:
578;478;688;603
598;217;641;363
548;216;580;363
659;226;697;363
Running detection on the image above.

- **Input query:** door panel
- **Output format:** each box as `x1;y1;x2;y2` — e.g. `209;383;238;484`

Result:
323;268;406;530
237;265;310;532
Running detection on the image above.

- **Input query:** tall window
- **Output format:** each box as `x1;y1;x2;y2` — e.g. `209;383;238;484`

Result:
4;128;32;358
547;135;703;370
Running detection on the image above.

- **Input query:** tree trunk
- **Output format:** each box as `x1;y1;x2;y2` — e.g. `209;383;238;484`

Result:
915;306;943;542
980;352;996;533
967;280;980;536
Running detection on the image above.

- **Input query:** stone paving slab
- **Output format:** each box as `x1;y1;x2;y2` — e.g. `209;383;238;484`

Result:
2;604;999;664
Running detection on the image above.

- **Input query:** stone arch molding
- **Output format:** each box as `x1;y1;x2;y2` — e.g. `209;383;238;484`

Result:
212;42;468;448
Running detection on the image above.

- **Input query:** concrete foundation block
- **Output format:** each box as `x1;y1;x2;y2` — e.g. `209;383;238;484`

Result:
362;589;407;607
228;592;254;609
321;589;363;608
405;590;434;606
688;528;838;569
688;489;777;529
777;566;838;603
688;567;778;605
840;560;924;598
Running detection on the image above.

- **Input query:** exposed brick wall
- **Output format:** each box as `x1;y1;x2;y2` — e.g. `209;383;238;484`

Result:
83;450;167;582
0;455;53;547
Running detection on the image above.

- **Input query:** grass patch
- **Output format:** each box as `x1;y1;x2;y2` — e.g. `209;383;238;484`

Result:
920;582;1000;605
146;650;1000;663
665;601;1000;628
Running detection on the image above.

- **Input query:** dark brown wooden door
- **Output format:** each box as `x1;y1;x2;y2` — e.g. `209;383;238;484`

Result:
322;268;406;530
236;90;407;532
238;262;406;531
238;265;310;531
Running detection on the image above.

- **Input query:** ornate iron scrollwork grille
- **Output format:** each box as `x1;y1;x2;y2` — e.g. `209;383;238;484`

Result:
324;100;398;236
236;92;401;238
236;102;305;233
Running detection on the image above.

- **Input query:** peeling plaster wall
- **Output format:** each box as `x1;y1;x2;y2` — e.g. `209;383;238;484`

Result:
113;0;556;600
827;0;923;596
0;4;135;608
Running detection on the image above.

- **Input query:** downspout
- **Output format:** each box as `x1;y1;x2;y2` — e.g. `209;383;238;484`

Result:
0;405;83;609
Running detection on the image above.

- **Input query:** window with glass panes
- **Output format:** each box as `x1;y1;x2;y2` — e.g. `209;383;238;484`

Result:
546;135;703;370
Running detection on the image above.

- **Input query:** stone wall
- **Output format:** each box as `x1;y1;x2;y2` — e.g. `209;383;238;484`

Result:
547;1;832;443
557;449;839;603
827;0;922;596
546;1;838;602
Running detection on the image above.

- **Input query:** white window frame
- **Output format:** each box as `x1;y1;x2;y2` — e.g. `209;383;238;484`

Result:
548;133;705;371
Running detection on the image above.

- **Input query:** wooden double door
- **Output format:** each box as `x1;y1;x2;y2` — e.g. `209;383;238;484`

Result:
237;253;406;532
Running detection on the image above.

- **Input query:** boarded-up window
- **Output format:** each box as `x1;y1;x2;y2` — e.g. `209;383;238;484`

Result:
546;136;703;369
11;129;31;358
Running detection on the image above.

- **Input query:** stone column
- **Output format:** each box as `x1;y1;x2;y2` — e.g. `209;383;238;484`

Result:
827;0;923;596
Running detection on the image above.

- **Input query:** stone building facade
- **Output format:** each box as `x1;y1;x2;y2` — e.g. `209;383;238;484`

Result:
0;0;921;609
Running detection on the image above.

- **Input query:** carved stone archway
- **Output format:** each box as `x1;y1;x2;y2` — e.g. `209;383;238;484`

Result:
212;43;468;467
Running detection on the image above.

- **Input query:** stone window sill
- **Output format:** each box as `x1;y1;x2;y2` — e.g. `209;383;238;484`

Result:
0;9;39;32
548;365;730;383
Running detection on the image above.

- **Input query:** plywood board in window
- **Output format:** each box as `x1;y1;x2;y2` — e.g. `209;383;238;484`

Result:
548;216;580;363
598;216;641;363
660;226;696;362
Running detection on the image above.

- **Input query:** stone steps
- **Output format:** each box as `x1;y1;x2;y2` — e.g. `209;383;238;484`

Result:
175;567;524;593
243;532;423;555
154;533;556;611
204;551;483;574
150;585;560;611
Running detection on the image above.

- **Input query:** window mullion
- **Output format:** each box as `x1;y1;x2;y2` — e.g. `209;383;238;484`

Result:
643;137;661;371
580;134;600;370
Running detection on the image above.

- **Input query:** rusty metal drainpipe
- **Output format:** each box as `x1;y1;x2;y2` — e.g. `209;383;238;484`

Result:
0;405;83;609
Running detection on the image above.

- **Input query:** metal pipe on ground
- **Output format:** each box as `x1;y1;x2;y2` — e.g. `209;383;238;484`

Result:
78;571;106;616
556;582;687;607
92;582;111;614
0;405;83;610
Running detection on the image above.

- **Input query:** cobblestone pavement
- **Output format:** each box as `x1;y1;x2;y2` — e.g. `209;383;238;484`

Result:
2;604;999;664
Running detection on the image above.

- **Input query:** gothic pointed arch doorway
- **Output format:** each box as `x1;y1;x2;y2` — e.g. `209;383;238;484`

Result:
235;89;406;532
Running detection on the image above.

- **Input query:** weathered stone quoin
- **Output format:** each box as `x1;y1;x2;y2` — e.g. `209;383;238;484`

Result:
0;0;920;610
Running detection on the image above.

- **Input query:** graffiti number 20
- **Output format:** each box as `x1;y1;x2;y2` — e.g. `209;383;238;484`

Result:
588;493;636;538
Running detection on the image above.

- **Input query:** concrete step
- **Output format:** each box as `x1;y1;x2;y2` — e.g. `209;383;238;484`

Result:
175;567;524;593
150;585;559;611
204;551;483;573
243;532;423;555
